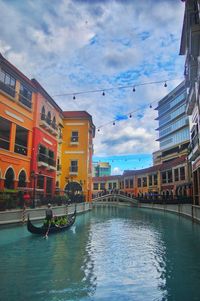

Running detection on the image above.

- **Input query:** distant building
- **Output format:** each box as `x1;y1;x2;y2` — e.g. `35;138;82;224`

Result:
154;81;190;164
92;162;111;177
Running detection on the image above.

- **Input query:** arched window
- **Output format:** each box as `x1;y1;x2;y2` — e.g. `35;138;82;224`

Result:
46;111;51;125
18;170;26;187
52;116;56;129
41;106;45;120
5;168;15;189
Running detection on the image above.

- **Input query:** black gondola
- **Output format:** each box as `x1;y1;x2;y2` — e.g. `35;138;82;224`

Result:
27;209;76;235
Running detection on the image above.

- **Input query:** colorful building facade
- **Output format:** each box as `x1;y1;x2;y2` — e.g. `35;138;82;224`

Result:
92;155;192;199
60;111;95;202
0;54;95;204
0;54;35;191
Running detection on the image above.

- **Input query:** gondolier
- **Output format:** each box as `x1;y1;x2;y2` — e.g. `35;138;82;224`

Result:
45;203;53;223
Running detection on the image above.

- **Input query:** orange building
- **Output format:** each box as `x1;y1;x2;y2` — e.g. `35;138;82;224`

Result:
60;111;95;202
0;53;35;190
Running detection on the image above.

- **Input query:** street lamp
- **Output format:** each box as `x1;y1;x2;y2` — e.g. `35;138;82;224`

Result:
30;171;37;208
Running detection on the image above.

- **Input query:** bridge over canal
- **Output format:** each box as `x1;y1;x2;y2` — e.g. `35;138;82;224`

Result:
92;193;138;206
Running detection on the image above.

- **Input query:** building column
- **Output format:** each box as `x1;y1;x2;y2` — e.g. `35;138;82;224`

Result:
10;123;16;152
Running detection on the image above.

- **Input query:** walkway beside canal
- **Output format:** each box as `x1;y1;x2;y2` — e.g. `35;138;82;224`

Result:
0;202;92;225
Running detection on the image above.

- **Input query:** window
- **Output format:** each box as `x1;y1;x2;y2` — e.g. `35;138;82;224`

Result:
71;131;79;142
19;84;32;108
100;182;105;190
138;178;141;187
70;160;78;173
38;145;47;163
0;69;16;97
149;175;152;186
153;174;158;185
46;111;51;125
180;167;185;181
0;117;11;150
37;175;44;189
5;168;14;189
162;172;167;184
52;116;57;129
108;182;112;190
46;177;53;194
41;106;46;120
14;125;28;156
125;179;129;188
113;182;117;188
93;183;99;190
143;177;147;187
174;169;179;181
130;179;133;188
167;170;173;183
48;150;55;166
18;170;26;187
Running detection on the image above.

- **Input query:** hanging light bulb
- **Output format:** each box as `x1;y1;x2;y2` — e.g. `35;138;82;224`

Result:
73;95;76;100
149;104;152;108
98;128;100;132
102;91;105;96
129;114;132;118
133;87;136;92
164;82;167;87
113;121;115;125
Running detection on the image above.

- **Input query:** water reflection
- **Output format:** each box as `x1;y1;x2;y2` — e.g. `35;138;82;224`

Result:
1;206;200;300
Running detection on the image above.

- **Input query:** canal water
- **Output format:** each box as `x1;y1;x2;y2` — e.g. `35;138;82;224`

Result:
1;205;200;301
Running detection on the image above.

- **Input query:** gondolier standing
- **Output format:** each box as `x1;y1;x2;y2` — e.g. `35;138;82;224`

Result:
46;203;53;223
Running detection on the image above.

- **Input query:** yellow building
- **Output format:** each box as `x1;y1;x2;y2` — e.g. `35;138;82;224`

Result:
60;111;95;202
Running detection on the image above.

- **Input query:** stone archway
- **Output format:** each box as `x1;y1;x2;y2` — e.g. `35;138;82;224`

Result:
5;167;15;189
64;181;83;202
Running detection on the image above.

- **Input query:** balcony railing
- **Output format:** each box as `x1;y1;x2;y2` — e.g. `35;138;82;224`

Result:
14;143;28;156
40;114;58;134
0;81;15;98
48;157;56;167
38;153;49;164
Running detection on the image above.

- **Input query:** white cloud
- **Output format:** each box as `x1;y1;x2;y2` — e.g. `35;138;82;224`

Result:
0;0;185;157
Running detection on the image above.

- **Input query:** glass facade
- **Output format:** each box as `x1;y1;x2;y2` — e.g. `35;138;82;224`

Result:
157;83;190;150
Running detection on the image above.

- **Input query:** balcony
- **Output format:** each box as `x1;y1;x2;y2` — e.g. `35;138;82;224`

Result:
0;81;16;98
39;114;58;135
69;166;78;175
188;134;200;161
37;153;49;167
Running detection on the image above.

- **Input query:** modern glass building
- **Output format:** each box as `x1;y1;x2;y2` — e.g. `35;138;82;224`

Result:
155;81;190;162
92;162;111;177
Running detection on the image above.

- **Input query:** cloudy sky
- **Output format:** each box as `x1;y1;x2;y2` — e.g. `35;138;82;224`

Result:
0;0;185;174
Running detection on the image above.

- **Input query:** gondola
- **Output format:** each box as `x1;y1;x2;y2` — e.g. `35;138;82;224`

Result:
27;208;76;235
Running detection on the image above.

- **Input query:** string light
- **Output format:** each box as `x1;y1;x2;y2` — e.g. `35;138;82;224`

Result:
53;78;181;97
73;95;76;100
97;97;159;132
